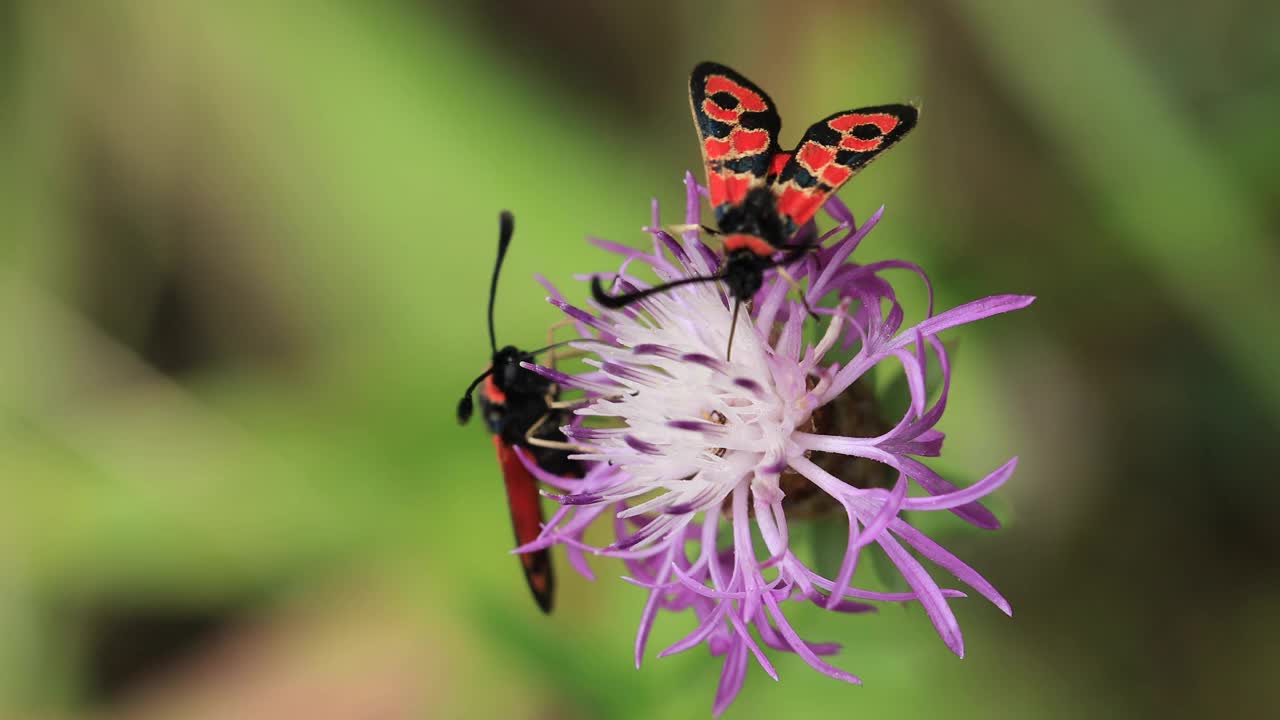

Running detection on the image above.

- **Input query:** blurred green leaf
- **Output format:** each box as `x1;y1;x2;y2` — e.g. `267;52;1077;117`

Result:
808;515;848;580
957;0;1280;420
868;541;911;595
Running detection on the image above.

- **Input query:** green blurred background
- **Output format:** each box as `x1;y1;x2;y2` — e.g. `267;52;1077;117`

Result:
2;1;1278;718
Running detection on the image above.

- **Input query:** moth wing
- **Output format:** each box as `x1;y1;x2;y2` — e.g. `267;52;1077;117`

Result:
689;62;783;221
771;104;918;232
493;436;555;613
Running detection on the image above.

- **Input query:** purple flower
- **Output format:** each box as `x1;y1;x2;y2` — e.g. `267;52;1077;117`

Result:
520;173;1033;715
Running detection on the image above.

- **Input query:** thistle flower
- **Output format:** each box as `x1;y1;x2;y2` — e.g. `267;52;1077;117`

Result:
519;174;1033;715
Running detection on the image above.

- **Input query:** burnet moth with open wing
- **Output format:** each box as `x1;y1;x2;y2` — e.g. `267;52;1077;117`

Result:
456;211;585;614
592;61;918;352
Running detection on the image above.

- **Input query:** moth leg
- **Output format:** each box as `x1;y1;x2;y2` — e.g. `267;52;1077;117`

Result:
524;412;586;453
539;318;582;407
774;266;820;320
546;317;574;344
548;348;590;364
541;347;591;409
546;396;594;410
761;243;821;320
652;224;723;252
543;318;577;370
774;239;822;255
662;223;720;236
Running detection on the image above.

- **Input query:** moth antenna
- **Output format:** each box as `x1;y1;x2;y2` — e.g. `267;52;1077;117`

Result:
456;367;495;424
487;211;515;353
460;211;515;424
523;337;614;358
590;273;724;309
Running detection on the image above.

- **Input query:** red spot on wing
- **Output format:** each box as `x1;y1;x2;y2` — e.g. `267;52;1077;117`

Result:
704;136;731;160
732;128;770;154
778;186;826;227
830;112;900;153
840;135;883;152
821;164;852;186
493;436;554;612
723;234;778;257
710;172;752;206
722;173;751;204
705;74;767;112
769;106;915;232
483;375;506;405
828;112;900;134
768;152;791;177
797;142;836;172
703;98;740;123
708;173;726;205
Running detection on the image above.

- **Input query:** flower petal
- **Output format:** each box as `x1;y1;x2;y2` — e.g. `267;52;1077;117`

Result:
890;518;1012;616
876;532;965;657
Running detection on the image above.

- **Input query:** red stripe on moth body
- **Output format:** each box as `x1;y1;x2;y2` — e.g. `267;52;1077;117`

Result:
797;142;836;172
732;128;770;154
705;136;731;160
777;185;826;226
723;233;778;257
768;152;791;177
705;74;767;112
483;375;507;405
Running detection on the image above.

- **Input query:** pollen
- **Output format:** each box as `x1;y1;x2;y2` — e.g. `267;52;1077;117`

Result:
704;409;729;458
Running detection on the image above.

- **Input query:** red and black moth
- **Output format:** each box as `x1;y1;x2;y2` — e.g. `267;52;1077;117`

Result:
593;61;917;315
457;212;584;614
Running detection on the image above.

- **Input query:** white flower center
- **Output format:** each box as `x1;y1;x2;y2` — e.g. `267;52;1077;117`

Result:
570;282;827;514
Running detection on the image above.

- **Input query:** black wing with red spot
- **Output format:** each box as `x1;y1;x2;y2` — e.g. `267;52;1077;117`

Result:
772;105;918;231
493;435;554;613
689;62;782;222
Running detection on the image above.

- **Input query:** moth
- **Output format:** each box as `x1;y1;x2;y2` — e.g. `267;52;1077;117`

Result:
457;212;583;613
593;61;917;340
